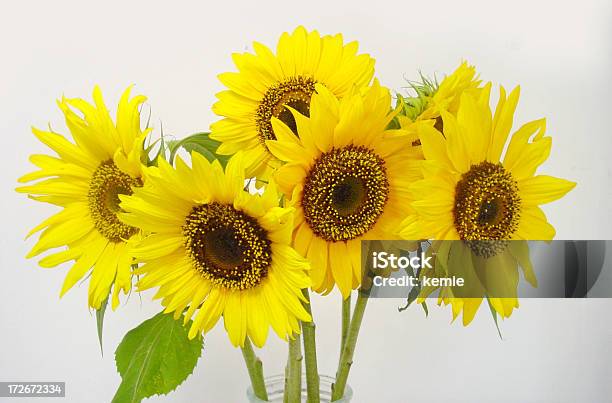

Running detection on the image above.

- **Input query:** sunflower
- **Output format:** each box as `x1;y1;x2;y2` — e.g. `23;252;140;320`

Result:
16;86;149;310
265;81;423;299
401;84;576;324
210;26;375;180
398;61;483;136
118;153;311;347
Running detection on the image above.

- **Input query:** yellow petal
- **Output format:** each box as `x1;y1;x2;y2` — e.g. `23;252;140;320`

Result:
516;206;556;240
224;292;247;347
307;236;329;292
38;248;82;268
519;175;576;206
508;241;537;287
60;237;107;297
329;242;352;299
488;86;520;162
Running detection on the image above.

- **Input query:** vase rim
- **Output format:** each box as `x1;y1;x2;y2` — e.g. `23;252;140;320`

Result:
246;373;353;402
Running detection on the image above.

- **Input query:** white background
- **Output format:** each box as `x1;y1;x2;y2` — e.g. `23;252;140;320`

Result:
1;1;611;402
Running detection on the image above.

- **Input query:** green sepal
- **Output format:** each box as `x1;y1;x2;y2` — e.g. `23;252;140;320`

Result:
394;72;439;121
486;297;503;340
398;284;420;313
139;112;166;167
95;297;108;356
147;138;167;167
112;311;203;403
421;301;429;317
398;243;428;315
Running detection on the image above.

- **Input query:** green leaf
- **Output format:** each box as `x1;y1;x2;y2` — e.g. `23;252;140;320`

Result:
168;132;229;167
112;311;203;403
96;297;108;356
144;137;165;167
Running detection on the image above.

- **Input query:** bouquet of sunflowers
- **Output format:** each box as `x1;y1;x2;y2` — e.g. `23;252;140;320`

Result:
17;26;575;402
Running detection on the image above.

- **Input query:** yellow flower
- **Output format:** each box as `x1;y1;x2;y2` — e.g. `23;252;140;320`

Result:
118;154;311;347
266;81;423;299
401;84;576;324
210;26;375;180
422;61;482;119
16;86;149;310
398;61;483;136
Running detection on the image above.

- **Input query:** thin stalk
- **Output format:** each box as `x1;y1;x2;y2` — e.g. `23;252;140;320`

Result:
283;361;289;403
332;292;369;401
301;289;320;403
285;334;303;403
241;338;268;401
340;294;351;354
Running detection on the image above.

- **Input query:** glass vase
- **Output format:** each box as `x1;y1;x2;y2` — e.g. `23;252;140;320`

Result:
246;374;353;403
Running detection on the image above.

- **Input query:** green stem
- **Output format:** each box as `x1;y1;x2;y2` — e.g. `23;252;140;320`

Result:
285;334;303;403
332;292;369;401
340;294;351;354
301;289;320;403
283;361;289;403
241;338;268;401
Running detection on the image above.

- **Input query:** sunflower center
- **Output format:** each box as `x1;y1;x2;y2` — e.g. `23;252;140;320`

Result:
183;202;272;290
332;176;366;216
88;160;141;242
302;145;389;242
202;228;245;271
256;76;316;141
453;161;521;241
